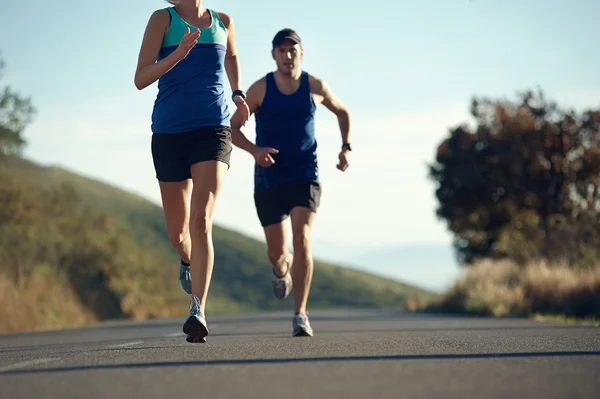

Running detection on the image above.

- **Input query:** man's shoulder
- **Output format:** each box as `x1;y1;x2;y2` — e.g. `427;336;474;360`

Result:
306;72;327;94
305;72;321;82
248;75;269;94
253;75;269;86
246;75;269;108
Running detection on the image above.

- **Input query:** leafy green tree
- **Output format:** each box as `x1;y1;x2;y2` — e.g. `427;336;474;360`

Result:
429;89;600;266
0;50;36;158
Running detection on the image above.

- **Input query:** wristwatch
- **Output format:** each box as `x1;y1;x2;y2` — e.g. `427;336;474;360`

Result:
232;90;246;102
342;143;352;152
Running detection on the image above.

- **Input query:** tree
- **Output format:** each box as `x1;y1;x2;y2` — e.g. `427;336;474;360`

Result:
429;89;600;266
0;50;36;158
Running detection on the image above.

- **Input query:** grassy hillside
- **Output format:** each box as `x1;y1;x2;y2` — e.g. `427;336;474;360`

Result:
0;156;432;333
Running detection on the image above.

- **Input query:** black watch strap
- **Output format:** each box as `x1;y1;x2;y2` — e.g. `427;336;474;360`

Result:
232;89;246;102
342;143;352;151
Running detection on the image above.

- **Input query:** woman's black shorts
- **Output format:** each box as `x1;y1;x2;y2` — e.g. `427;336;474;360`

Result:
151;126;232;182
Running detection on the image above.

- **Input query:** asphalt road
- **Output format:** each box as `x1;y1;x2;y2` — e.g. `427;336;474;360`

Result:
1;309;599;399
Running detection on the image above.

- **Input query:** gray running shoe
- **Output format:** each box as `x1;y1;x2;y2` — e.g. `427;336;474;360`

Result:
183;295;209;343
272;254;293;299
293;312;313;337
179;259;192;294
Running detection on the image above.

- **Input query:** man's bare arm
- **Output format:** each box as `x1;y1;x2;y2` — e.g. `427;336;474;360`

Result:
230;79;279;167
230;79;264;156
310;76;352;146
310;75;352;171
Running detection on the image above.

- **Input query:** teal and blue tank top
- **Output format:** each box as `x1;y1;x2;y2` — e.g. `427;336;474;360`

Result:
151;7;230;133
254;71;318;191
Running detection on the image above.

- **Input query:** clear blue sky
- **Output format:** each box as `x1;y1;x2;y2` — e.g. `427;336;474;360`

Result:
1;0;598;290
2;0;598;113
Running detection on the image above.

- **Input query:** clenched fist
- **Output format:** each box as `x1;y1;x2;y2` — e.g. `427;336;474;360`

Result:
253;147;279;167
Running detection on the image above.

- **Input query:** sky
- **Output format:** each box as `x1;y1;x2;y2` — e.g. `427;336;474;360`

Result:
1;0;599;290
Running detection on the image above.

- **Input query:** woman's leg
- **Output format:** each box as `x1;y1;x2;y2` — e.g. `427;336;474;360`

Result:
158;180;193;293
151;131;195;294
180;126;231;343
188;159;228;314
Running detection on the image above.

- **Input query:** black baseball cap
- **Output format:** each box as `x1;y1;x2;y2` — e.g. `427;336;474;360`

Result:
272;28;302;49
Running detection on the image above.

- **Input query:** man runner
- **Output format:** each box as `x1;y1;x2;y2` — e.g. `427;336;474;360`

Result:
230;28;352;337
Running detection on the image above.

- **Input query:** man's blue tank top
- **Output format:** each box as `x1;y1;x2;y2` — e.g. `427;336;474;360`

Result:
151;7;230;133
254;71;318;191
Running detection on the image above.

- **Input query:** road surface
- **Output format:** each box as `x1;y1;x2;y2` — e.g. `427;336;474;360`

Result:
1;309;599;398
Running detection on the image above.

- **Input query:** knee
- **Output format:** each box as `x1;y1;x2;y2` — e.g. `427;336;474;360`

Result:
190;211;213;236
292;226;311;251
169;231;189;251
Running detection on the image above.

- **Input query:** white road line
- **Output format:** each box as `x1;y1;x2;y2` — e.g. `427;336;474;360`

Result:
106;341;143;349
0;358;59;372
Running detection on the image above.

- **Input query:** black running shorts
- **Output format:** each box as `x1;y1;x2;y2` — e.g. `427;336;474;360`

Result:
151;126;232;182
254;179;322;227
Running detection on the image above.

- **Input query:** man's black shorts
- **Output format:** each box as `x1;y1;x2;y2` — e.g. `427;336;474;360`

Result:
254;179;322;227
151;126;232;182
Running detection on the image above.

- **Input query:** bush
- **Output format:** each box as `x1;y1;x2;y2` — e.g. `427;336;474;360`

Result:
427;259;600;319
429;89;600;266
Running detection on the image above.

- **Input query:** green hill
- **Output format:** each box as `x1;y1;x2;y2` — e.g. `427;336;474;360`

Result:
0;156;432;333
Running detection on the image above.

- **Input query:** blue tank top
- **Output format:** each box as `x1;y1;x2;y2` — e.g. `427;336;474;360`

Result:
254;71;318;191
151;7;230;133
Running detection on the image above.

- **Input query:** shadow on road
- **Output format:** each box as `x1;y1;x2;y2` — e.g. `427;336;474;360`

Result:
2;351;599;376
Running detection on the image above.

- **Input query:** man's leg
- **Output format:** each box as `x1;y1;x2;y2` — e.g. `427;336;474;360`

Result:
289;206;316;315
254;186;293;299
263;219;293;299
288;180;321;337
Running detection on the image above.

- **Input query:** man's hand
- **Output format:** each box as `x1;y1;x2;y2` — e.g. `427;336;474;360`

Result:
337;150;350;171
234;96;250;126
253;147;279;167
